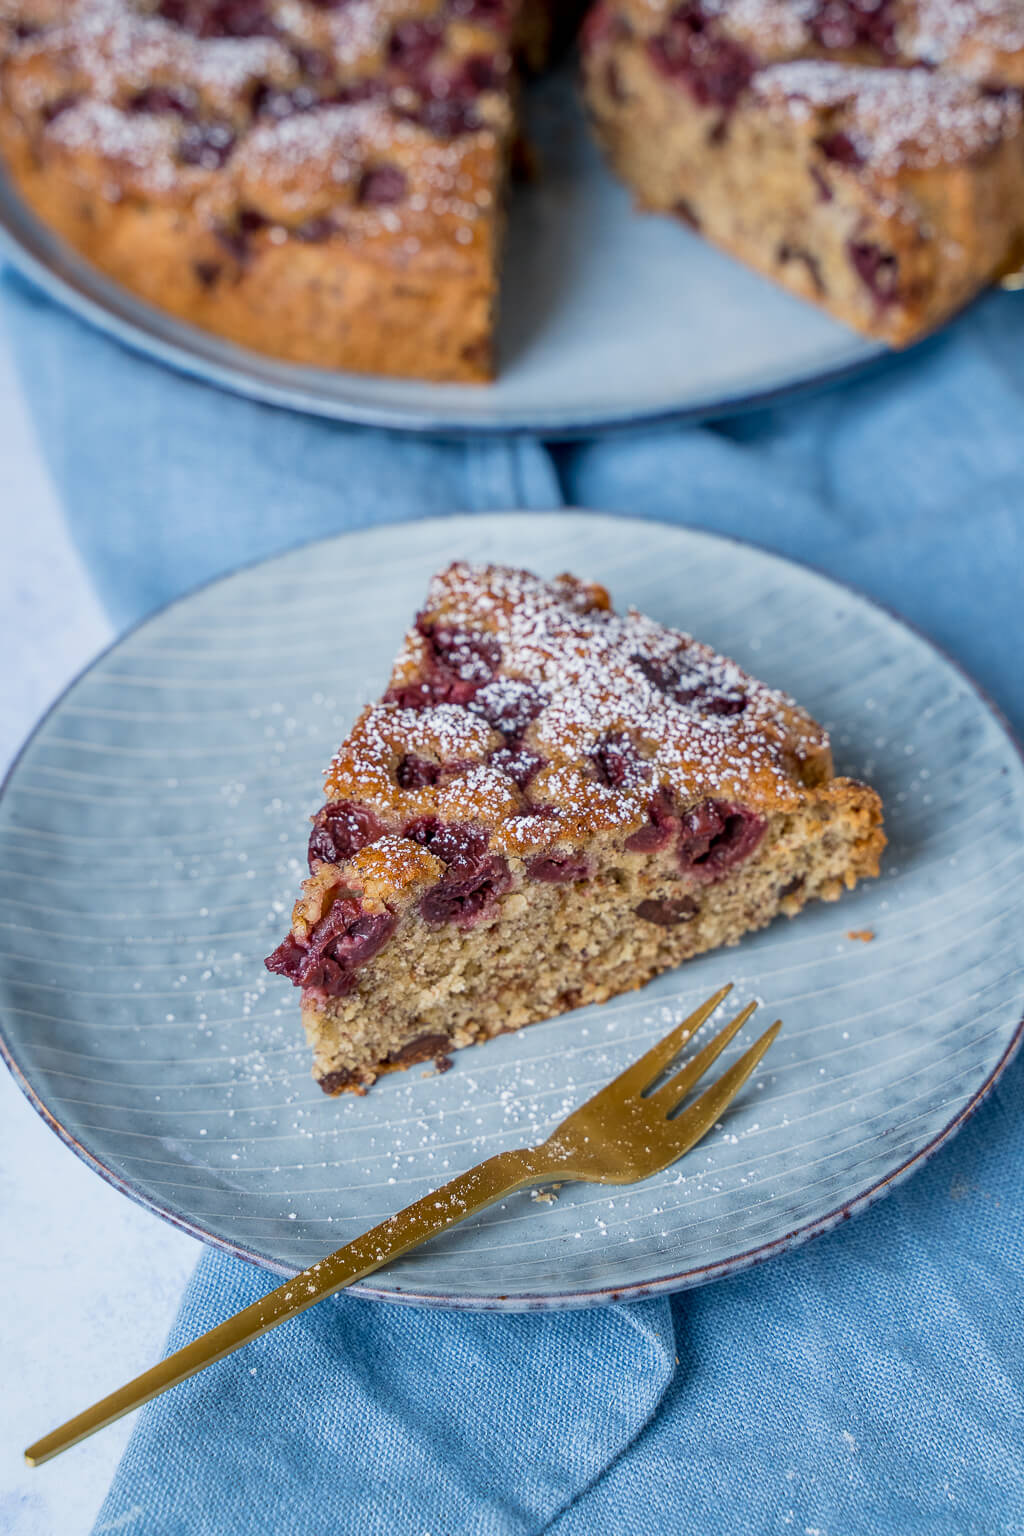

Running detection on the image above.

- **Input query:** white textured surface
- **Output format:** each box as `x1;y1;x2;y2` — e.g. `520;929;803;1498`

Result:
0;320;197;1536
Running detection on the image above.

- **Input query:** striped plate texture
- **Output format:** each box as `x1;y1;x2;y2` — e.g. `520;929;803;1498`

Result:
1;513;1022;1310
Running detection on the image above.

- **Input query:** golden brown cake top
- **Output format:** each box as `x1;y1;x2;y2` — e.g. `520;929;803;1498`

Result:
0;0;513;243
321;561;832;866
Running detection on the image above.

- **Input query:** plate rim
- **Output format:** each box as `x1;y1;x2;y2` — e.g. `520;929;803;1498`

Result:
0;176;891;438
2;509;1022;1311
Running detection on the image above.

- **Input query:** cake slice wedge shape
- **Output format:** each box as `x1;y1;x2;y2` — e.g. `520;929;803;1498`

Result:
265;562;885;1093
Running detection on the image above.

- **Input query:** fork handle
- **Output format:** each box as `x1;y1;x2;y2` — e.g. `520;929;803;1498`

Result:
26;1145;550;1466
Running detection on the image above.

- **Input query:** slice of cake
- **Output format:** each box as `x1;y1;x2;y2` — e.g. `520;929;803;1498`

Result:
580;0;1024;347
265;562;885;1093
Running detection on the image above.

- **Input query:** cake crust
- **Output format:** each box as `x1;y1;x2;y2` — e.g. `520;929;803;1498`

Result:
266;563;885;1091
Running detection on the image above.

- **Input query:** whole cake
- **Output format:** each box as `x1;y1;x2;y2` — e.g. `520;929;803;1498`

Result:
265;562;885;1093
1;0;1023;375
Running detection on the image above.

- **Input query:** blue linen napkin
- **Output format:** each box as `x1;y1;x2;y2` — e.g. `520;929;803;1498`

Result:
3;270;1023;1536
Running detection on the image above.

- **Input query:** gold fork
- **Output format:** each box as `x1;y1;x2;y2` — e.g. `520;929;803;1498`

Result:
25;984;779;1467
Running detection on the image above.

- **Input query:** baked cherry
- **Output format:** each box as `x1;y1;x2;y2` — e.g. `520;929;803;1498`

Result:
396;754;441;790
387;621;501;709
625;788;678;852
265;900;396;997
308;800;384;870
808;0;895;53
848;240;900;305
527;852;592;884
647;4;755;111
357;166;408;206
405;819;512;926
590;733;650;789
488;745;545;790
470;680;545;739
634;652;748;715
157;0;275;38
179;121;237;170
677;800;764;877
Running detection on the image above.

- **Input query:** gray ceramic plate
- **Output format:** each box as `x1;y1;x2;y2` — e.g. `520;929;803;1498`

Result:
0;73;885;435
2;513;1022;1310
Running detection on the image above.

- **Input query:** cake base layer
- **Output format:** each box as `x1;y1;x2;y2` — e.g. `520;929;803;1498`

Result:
306;779;883;1092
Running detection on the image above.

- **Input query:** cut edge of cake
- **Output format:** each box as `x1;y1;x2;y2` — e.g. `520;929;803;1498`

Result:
265;561;885;1093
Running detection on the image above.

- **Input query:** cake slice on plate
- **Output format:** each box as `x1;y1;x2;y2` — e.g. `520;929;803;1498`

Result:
266;562;885;1092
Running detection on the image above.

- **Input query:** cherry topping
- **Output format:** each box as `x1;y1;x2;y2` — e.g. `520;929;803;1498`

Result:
677;800;765;878
808;0;895;53
445;52;505;95
42;95;81;124
590;733;650;790
265;900;396;997
405;820;512;927
403;98;482;137
488;746;545;790
447;0;514;26
128;87;194;116
470;680;545;739
388;19;443;73
252;81;319;120
633;651;748;715
308;800;384;871
387;621;501;710
635;895;698;926
816;131;863;166
294;217;335;243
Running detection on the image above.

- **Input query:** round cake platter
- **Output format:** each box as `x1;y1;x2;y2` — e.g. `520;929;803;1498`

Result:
1;511;1022;1311
0;73;887;436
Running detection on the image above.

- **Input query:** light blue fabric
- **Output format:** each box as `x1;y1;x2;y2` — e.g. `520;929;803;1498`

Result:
2;270;1022;1536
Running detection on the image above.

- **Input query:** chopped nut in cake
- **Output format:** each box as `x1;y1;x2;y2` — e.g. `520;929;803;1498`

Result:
265;562;885;1093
